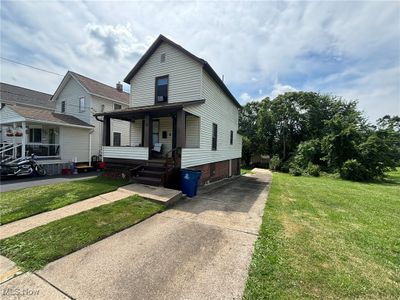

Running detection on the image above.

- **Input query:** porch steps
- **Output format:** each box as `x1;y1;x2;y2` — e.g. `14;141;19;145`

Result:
135;176;162;186
132;161;165;186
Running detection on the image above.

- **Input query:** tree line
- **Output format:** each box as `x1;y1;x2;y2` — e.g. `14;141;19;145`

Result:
239;91;400;181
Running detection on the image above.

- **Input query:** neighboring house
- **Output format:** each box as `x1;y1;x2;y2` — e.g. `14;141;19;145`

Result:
95;34;242;186
0;73;130;174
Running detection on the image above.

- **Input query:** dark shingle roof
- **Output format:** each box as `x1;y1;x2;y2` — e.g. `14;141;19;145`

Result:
124;34;241;108
0;82;54;110
70;72;129;104
9;105;93;128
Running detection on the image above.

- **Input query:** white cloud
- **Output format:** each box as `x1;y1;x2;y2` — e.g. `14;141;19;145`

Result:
270;82;298;99
240;93;252;103
0;1;398;121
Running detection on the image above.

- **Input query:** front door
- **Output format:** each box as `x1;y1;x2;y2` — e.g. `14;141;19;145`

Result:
152;120;160;146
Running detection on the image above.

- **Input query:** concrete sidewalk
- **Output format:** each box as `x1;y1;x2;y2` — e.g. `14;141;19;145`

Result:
0;184;181;239
1;169;271;300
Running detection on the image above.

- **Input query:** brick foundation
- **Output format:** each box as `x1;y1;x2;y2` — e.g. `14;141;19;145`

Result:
188;158;241;185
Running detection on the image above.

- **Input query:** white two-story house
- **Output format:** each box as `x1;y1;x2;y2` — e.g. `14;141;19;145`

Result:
96;35;242;186
0;73;130;174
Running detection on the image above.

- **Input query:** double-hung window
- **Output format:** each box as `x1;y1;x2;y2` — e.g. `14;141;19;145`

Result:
155;76;168;103
61;101;66;113
79;97;85;112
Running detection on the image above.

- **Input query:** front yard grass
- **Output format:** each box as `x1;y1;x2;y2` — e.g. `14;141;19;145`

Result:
244;169;400;299
0;177;127;225
0;195;164;271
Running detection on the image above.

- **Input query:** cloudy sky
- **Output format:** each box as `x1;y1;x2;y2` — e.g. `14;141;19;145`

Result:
1;1;399;122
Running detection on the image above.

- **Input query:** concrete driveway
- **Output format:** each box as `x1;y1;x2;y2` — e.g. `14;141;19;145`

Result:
1;169;271;300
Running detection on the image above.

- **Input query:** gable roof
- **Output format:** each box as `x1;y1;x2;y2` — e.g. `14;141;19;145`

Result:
52;71;129;105
5;105;93;128
124;34;241;108
0;82;54;110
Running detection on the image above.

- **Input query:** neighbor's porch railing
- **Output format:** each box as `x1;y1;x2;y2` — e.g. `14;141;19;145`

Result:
102;146;149;160
26;143;60;158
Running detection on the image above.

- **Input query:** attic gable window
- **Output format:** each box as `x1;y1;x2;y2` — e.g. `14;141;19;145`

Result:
79;97;85;112
160;53;166;63
155;75;168;103
61;101;66;113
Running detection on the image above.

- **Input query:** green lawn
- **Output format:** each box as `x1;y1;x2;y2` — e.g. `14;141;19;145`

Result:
244;169;400;299
0;195;164;271
0;177;127;224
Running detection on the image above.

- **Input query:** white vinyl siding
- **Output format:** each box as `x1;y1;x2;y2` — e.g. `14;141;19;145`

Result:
0;106;25;124
90;95;130;156
60;126;90;162
130;42;202;107
185;114;200;148
182;71;242;168
54;77;92;124
130;120;143;146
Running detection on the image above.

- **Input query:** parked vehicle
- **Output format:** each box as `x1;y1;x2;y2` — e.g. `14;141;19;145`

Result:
0;155;47;178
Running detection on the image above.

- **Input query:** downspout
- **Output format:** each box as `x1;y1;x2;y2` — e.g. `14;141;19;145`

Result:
88;128;94;166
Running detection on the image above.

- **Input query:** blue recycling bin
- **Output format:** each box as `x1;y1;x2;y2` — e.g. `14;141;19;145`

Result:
180;169;202;197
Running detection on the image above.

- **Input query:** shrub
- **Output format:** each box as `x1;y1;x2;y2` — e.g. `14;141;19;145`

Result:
306;163;320;177
289;166;302;176
293;139;322;169
269;155;282;171
340;159;368;181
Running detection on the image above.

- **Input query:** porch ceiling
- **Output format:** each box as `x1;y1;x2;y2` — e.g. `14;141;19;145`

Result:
95;99;205;121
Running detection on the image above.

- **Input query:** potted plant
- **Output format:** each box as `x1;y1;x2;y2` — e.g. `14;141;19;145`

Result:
6;128;14;137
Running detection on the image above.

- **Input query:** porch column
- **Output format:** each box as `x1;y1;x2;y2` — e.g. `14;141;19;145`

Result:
176;109;186;148
103;116;111;146
12;122;16;159
143;113;152;149
21;121;26;158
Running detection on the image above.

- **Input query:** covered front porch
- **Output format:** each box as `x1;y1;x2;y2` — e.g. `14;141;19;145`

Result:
1;121;61;162
98;100;203;165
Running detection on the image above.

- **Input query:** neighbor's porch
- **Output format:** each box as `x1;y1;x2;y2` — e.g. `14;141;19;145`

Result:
1;121;61;162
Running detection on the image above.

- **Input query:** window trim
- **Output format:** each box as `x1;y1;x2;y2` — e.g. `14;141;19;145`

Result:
79;97;85;112
212;123;218;151
61;101;66;113
154;75;169;104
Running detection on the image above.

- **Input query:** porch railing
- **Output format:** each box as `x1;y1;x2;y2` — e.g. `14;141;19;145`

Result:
102;146;149;160
26;143;60;157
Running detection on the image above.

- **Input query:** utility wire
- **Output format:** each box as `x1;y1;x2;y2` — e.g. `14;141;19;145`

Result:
0;57;64;76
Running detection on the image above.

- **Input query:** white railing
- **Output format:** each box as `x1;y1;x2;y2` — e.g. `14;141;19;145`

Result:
102;146;149;160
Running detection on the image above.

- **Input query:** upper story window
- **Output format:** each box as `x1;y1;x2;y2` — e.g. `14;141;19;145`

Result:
160;53;166;63
61;101;66;113
230;130;233;145
212;123;218;151
155;75;168;103
79;97;85;112
114;103;122;110
101;104;105;112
